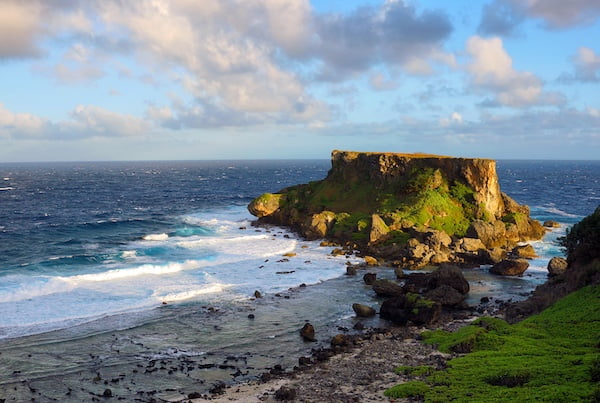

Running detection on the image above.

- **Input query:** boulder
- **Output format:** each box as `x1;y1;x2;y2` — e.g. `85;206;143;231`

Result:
302;211;336;240
352;303;377;317
372;279;405;297
425;284;467;306
455;237;486;253
547;256;568;277
364;256;379;266
363;272;377;285
423;229;452;249
479;247;506;264
380;294;441;325
543;220;560;228
490;259;529;276
428;264;470;294
511;244;537;259
346;266;357;276
466;220;506;248
369;214;390;244
247;193;282;217
300;323;315;342
503;213;546;242
331;334;351;348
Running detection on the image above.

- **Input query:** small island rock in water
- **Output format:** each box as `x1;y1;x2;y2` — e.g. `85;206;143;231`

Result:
248;150;545;270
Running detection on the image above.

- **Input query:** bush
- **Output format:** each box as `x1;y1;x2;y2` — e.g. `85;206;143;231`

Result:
560;206;600;264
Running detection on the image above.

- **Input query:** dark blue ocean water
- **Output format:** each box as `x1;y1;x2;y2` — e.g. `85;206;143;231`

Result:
0;160;598;339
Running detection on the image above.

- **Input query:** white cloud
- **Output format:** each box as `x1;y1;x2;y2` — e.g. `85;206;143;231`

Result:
572;47;600;82
465;36;563;107
0;103;148;139
507;0;600;29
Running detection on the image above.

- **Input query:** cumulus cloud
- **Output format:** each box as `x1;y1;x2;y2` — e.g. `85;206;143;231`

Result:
465;36;564;107
561;47;600;82
478;0;600;34
312;1;452;80
478;0;525;36
0;103;147;139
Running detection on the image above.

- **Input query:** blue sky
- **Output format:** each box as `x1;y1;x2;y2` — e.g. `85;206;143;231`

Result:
0;0;599;161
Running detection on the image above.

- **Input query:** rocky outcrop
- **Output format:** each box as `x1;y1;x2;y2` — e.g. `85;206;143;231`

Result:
547;257;568;277
248;150;545;268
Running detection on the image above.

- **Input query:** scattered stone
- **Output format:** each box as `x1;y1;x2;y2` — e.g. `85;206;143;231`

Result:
254;290;262;298
547;256;568;277
102;388;112;398
248;314;255;319
364;256;379;266
490;259;529;276
188;392;203;399
276;270;295;274
274;386;297;401
330;334;351;348
543;220;560;228
300;323;316;342
331;248;345;256
352;303;376;317
363;272;377;285
346;266;357;276
480;296;490;303
283;252;297;257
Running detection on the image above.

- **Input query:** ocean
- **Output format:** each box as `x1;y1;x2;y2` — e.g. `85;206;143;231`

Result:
0;159;598;399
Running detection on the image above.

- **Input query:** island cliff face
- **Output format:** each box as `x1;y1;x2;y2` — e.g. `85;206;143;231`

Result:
249;150;545;268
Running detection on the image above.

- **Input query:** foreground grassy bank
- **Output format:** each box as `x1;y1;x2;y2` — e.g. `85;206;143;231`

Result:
385;284;600;402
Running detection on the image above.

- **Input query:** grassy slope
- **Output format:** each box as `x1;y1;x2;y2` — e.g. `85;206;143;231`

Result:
385;285;600;402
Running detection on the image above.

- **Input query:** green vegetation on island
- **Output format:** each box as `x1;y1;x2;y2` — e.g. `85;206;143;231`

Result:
385;205;600;402
385;285;600;402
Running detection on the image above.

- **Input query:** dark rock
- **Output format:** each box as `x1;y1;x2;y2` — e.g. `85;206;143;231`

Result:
543;220;560;228
209;382;226;394
248;314;255;319
372;279;404;297
298;356;312;366
102;389;112;398
352;303;376;317
428;264;470;294
380;294;441;325
363;272;377;285
346;266;357;276
274;386;297;401
394;266;404;278
188;392;203;399
300;323;315;342
511;244;537;259
490;259;529;276
426;284;467;306
480;296;490;303
254;290;262;298
547;256;568;277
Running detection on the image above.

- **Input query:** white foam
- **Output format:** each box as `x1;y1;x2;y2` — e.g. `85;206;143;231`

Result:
121;250;137;259
0;187;14;191
153;283;228;303
543;207;580;218
143;233;169;241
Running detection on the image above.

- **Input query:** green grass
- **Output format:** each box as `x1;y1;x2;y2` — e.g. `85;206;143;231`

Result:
385;285;600;402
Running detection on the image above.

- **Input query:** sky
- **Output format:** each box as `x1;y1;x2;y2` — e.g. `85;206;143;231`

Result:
0;0;599;162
